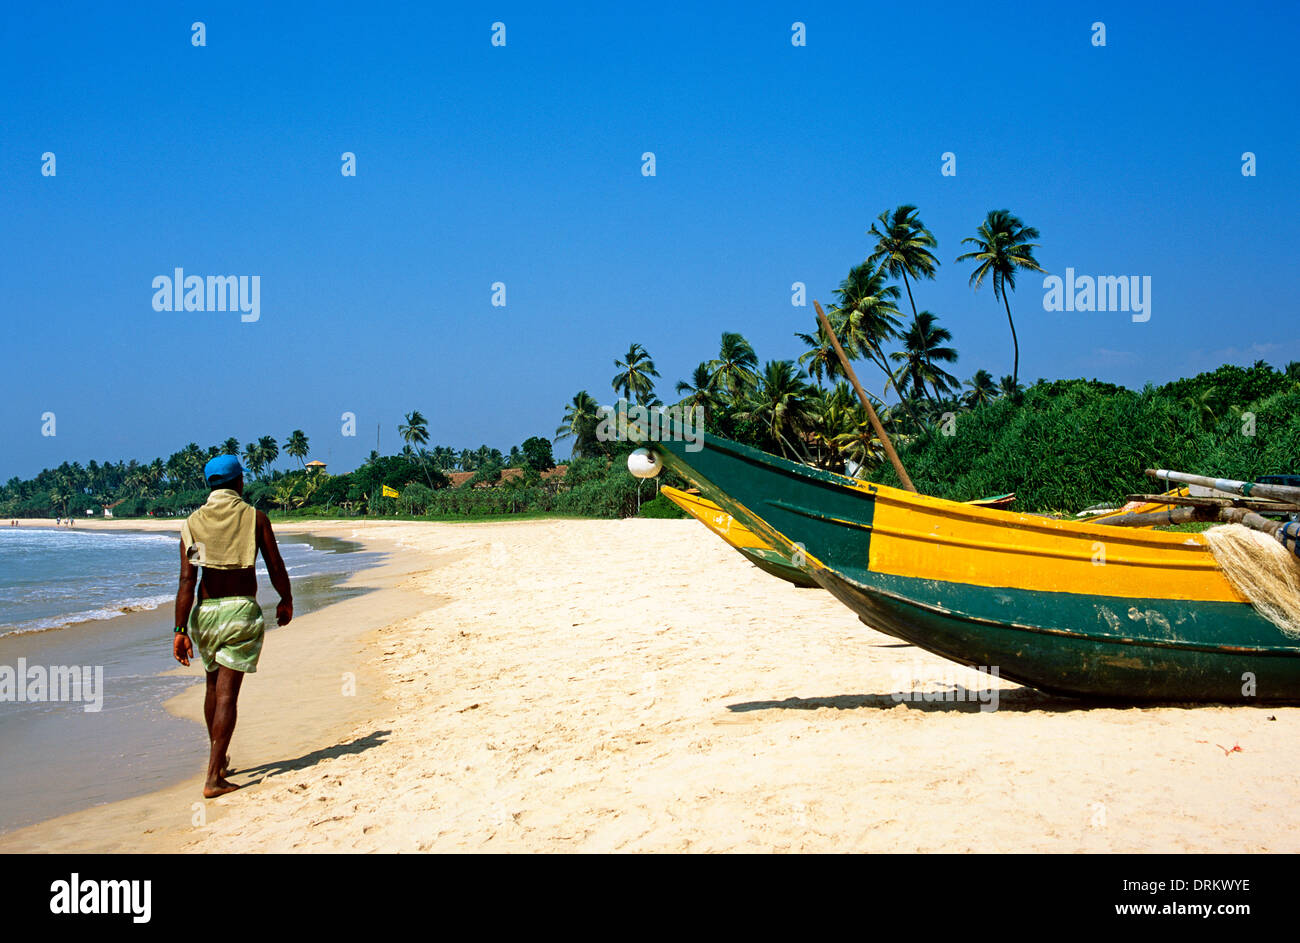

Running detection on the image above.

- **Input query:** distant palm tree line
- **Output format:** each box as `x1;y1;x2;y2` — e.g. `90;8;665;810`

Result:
2;413;558;517
557;204;1046;476
2;429;314;517
391;411;528;475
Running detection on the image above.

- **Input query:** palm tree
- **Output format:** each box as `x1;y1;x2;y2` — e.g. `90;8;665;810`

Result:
998;375;1025;400
931;394;966;422
221;437;240;456
833;261;905;385
555;391;604;458
398;411;429;451
429;446;454;470
735;361;816;460
398;411;435;486
612;343;661;405
675;363;724;422
867;204;940;321
181;444;205;484
963;369;998;408
831;406;887;477
242;442;264;480
805;381;876;471
826;259;930;432
284;430;310;469
294;473;322;508
257;435;280;475
706;332;759;401
165;450;188;490
889;312;959;403
956;210;1046;388
803;382;847;468
1181;388;1220;431
123;460;147;497
795;317;844;387
272;479;297;512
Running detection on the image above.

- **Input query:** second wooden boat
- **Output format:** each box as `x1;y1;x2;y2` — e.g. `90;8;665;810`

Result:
661;486;819;587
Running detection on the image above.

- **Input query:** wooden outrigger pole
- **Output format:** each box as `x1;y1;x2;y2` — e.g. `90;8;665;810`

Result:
1147;469;1300;506
813;300;916;492
1099;469;1300;558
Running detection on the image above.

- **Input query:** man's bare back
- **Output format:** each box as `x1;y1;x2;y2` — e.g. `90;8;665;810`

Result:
172;462;293;797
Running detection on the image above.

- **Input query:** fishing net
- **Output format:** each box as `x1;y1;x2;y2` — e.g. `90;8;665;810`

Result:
1204;523;1300;639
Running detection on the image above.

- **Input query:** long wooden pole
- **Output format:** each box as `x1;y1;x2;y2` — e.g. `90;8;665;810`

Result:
1096;505;1215;528
1125;493;1298;513
1147;468;1300;505
814;300;916;492
1097;503;1289;539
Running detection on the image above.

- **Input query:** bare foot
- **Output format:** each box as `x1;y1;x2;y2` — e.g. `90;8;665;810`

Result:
220;755;234;778
203;778;242;798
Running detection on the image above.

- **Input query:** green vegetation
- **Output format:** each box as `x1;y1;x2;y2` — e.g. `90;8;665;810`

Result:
638;495;688;519
543;205;1300;515
1;419;680;521
551;204;1060;483
872;370;1300;511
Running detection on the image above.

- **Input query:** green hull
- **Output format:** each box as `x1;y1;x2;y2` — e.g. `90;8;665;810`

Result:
653;433;1300;703
816;569;1300;702
738;546;821;588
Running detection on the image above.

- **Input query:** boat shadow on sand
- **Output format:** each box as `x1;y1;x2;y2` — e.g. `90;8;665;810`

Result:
234;728;392;784
724;690;1216;714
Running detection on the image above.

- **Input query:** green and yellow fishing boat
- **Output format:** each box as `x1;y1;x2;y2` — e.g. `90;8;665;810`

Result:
663;486;1024;590
649;433;1300;703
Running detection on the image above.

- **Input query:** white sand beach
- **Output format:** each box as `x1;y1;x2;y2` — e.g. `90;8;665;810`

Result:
2;516;1297;853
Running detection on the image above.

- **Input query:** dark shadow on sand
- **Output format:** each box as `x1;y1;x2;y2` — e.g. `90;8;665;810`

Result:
235;729;392;784
725;688;1164;714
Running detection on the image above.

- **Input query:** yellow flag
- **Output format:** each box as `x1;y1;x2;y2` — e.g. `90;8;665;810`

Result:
382;485;399;499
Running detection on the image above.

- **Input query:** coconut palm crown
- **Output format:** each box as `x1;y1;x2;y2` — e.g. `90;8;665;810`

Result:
956;209;1045;387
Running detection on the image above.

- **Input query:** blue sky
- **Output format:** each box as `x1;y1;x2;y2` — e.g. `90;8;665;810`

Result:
2;1;1297;480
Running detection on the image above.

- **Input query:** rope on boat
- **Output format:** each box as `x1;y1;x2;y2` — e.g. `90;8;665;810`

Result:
1280;521;1300;557
1204;524;1300;639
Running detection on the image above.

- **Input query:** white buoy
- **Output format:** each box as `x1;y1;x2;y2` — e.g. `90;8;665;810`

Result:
627;448;662;479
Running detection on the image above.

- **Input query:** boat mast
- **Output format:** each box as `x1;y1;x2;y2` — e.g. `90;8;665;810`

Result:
814;300;917;492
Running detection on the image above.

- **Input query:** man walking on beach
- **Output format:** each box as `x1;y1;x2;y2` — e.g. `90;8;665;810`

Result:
172;455;293;797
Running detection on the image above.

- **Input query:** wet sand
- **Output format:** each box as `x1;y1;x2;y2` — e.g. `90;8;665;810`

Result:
0;529;379;832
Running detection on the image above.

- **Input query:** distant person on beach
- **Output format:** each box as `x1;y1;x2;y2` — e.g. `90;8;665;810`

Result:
172;455;293;797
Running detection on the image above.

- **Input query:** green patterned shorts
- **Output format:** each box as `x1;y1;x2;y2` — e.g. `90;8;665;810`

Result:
188;596;266;674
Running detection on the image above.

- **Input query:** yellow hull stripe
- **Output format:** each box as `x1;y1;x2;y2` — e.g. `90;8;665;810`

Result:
867;490;1246;603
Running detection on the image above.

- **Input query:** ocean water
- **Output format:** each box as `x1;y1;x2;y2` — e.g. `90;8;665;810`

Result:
0;526;378;834
0;527;360;636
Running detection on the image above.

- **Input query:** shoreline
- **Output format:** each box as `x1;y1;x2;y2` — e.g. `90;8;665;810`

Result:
3;516;1298;853
0;524;384;833
0;519;438;851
